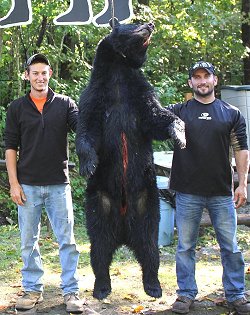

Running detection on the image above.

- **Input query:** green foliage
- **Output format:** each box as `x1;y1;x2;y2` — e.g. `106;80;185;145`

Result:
0;167;18;224
1;224;249;286
0;224;21;281
0;0;248;224
140;0;244;99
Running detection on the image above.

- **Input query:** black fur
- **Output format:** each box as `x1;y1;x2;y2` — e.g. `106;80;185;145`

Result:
76;21;185;300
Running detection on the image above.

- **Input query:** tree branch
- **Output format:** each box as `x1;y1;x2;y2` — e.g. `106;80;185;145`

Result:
36;15;48;48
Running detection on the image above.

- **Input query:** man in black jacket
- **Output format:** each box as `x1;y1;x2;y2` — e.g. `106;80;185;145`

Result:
169;61;250;315
4;54;84;313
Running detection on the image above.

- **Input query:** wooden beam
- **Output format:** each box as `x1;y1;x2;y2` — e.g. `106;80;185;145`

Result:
201;213;250;227
0;159;75;171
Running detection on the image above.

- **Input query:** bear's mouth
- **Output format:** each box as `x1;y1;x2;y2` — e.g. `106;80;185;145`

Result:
143;34;152;47
135;23;154;47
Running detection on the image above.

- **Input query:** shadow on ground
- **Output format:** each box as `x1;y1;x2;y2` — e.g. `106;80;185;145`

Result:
3;290;239;315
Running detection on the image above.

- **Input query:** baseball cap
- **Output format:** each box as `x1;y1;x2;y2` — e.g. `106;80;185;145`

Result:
26;53;51;68
189;61;215;78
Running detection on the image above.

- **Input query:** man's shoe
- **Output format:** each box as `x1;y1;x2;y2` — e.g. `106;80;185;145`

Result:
172;296;194;314
64;292;84;313
15;291;43;310
228;297;250;315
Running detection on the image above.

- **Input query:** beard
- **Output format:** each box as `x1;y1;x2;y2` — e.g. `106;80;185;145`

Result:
193;85;214;98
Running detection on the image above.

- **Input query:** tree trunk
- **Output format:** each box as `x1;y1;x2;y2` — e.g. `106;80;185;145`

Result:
242;0;250;84
60;33;75;79
36;16;48;48
138;0;149;5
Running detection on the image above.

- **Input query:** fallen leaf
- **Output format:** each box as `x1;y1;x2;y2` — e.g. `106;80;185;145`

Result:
111;268;121;276
147;297;157;302
132;305;144;313
198;296;214;302
10;283;21;288
123;293;137;301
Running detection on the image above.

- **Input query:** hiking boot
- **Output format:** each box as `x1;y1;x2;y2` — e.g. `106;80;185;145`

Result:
172;296;194;314
15;291;43;310
228;296;250;315
64;292;84;313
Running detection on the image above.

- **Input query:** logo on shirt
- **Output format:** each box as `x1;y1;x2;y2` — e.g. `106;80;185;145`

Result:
198;113;212;120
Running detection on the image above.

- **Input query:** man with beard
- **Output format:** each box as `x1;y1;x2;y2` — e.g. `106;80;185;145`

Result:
168;61;250;315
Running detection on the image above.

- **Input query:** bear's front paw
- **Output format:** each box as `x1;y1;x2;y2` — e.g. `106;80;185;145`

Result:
76;137;99;177
79;158;97;178
168;118;186;149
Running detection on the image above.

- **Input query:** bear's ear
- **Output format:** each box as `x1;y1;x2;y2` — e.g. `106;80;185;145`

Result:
109;17;120;29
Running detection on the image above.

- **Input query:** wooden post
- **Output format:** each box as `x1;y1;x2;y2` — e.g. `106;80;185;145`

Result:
185;92;193;101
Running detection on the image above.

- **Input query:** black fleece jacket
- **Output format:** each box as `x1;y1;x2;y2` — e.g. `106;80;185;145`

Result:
4;88;78;185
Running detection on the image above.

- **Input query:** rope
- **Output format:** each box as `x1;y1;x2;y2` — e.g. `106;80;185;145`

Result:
111;0;115;27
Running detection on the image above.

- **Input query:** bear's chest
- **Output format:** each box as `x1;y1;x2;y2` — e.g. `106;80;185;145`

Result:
103;74;142;133
105;105;138;132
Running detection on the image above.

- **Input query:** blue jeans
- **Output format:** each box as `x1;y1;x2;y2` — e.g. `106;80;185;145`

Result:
18;184;80;295
175;192;245;302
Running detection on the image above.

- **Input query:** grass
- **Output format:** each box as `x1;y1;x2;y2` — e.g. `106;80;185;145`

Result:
0;222;249;315
0;223;249;290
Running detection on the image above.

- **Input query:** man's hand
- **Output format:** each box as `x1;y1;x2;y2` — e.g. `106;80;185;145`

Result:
233;185;247;209
10;183;26;206
233;149;249;208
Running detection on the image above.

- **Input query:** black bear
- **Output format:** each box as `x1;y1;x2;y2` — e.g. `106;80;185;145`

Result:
76;19;185;300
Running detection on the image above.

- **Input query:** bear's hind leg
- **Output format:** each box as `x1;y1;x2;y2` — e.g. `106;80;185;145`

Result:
91;238;117;299
90;219;118;300
130;215;162;298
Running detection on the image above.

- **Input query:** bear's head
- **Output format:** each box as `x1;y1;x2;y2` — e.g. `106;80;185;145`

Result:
106;19;154;69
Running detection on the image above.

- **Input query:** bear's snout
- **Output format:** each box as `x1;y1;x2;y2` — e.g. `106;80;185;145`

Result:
147;22;154;32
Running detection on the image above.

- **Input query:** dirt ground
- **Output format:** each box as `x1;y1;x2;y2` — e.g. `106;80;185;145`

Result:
1;261;246;315
1;205;250;315
1;238;250;315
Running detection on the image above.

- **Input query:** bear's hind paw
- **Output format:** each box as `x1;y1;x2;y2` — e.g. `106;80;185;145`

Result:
144;282;162;298
93;282;111;300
